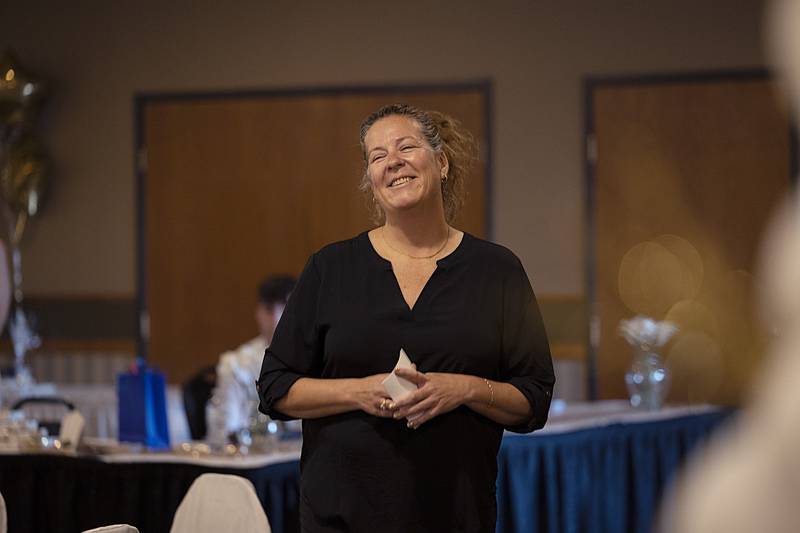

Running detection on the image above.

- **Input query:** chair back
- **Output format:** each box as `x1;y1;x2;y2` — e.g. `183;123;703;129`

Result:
11;396;75;436
82;525;139;533
181;365;216;440
0;490;7;533
170;473;271;533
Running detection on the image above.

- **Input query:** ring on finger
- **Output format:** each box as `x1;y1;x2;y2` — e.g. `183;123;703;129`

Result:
379;398;387;410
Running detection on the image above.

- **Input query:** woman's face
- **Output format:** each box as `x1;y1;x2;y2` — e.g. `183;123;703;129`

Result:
364;115;448;219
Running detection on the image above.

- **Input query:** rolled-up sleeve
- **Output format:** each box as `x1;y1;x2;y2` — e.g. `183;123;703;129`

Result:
257;254;322;420
499;258;555;433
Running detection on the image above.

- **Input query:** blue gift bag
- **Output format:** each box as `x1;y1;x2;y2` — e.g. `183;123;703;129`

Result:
117;363;170;449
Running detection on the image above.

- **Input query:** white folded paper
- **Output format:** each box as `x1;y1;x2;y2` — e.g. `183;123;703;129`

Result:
381;348;418;401
60;410;85;447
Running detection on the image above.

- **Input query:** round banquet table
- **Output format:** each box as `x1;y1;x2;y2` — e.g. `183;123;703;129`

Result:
0;402;730;533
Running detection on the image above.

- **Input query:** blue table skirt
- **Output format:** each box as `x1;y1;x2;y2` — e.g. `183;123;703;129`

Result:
496;411;731;533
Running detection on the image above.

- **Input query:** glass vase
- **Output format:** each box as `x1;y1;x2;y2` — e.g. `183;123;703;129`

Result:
625;349;670;410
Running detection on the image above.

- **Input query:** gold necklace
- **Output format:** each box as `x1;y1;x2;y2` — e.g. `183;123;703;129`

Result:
381;226;450;260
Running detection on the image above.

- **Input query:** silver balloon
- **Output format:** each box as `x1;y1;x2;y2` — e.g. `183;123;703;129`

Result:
0;48;47;129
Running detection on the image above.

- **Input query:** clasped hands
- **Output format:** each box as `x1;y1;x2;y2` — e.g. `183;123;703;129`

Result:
361;365;470;429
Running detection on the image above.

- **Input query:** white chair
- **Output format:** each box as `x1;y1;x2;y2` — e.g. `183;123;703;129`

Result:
81;525;138;533
169;473;271;533
0;490;7;533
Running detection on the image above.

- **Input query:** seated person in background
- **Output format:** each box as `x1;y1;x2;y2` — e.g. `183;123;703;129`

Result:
206;274;296;446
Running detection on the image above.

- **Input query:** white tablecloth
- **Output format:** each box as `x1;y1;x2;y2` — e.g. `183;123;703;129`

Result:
89;401;719;467
97;444;302;469
535;400;720;435
3;379;720;452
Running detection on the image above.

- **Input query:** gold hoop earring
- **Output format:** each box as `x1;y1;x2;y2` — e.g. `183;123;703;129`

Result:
441;174;448;184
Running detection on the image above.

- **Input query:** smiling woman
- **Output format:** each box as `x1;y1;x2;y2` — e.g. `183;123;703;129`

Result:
257;103;554;533
358;104;475;225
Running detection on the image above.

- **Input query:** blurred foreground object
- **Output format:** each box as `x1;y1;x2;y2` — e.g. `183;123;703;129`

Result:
662;5;800;529
664;194;800;532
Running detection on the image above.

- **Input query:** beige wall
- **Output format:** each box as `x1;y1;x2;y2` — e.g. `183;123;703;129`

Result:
0;0;768;297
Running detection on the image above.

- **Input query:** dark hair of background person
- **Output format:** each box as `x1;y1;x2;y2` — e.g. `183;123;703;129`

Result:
358;103;479;225
258;274;296;308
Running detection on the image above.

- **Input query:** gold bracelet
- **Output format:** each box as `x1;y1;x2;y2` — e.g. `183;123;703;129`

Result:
484;378;494;408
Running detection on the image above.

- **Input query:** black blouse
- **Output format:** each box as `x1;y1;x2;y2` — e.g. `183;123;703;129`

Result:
257;231;554;533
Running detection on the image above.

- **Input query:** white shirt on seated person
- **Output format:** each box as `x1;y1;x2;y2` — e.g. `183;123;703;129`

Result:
205;275;293;447
206;336;268;447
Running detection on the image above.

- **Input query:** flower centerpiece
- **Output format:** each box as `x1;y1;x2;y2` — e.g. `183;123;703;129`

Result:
619;316;678;410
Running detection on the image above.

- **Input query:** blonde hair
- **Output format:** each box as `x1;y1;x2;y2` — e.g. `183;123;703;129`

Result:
358;103;478;224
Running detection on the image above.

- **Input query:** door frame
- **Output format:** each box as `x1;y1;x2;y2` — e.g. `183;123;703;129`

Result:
133;80;494;361
583;69;796;400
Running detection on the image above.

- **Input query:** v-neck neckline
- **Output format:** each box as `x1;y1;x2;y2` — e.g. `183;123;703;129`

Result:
362;230;471;313
397;264;436;312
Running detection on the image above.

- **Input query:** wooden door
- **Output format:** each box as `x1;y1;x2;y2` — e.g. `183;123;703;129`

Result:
140;87;489;383
589;75;791;404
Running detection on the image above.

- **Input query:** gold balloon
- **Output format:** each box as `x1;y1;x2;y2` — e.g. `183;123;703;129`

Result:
0;133;48;243
0;49;47;128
